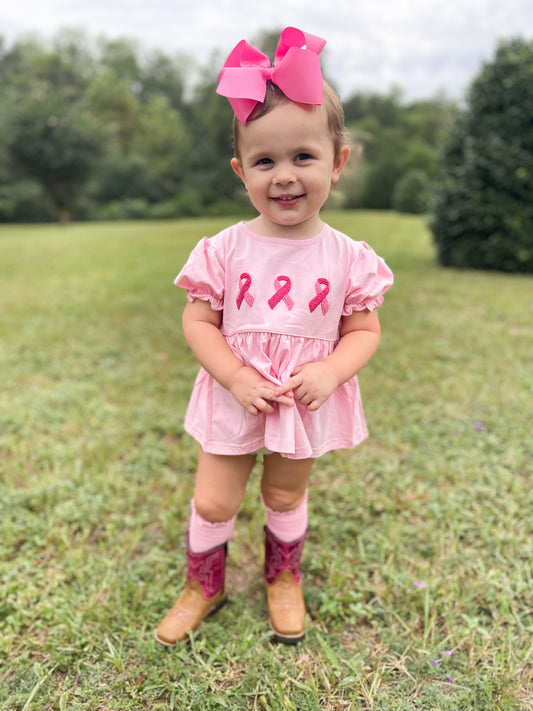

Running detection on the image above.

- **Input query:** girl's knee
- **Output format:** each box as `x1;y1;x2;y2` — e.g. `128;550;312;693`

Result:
261;485;305;513
261;455;313;512
193;496;238;524
194;452;254;523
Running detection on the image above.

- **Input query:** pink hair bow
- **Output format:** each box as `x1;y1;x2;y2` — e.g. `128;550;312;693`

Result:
216;26;326;124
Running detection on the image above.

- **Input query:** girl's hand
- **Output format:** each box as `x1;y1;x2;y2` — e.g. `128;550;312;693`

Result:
275;310;382;412
275;362;339;412
229;367;295;416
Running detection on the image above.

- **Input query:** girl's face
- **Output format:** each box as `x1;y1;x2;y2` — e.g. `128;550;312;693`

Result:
231;101;350;239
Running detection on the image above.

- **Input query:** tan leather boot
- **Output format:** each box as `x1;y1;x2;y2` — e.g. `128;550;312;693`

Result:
155;536;227;646
264;526;306;643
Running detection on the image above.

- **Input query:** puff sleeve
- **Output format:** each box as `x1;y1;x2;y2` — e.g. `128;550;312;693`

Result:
343;241;394;314
174;237;225;310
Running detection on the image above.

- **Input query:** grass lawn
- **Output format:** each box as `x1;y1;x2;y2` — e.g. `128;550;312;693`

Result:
1;211;532;710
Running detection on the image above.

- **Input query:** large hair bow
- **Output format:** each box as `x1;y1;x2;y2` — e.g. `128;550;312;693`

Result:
216;26;326;124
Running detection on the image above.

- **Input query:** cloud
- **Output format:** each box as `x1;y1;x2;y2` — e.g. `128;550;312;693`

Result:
1;0;532;100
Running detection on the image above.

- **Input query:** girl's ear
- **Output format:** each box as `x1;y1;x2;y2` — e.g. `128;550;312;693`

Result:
331;145;351;183
231;157;246;183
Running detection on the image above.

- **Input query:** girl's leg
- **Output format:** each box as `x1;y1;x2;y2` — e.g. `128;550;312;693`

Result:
262;491;308;543
194;450;256;522
261;453;313;538
260;454;314;644
190;451;256;552
155;451;256;646
261;453;313;510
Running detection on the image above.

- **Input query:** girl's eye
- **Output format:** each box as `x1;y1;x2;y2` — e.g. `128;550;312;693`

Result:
256;157;273;166
295;153;312;162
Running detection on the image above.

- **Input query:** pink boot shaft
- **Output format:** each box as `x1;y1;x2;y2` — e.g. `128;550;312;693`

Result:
186;536;227;598
264;526;306;584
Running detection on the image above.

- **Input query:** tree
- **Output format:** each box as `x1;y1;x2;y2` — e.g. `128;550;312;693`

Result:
5;89;104;224
84;67;138;150
430;38;533;272
139;51;188;111
392;169;430;214
0;32;195;223
184;70;242;215
344;91;452;210
0;35;106;224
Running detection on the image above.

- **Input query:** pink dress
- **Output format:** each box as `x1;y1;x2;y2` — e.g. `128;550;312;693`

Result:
175;221;393;459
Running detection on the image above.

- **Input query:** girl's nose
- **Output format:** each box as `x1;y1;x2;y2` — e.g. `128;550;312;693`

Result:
272;163;296;185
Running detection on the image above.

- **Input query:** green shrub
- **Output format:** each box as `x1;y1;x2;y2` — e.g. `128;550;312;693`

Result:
392;169;430;214
430;38;533;272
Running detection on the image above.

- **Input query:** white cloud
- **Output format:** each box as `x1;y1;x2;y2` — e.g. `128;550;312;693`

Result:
1;0;532;100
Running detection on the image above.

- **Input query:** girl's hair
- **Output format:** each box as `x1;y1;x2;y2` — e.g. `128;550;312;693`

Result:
232;80;349;160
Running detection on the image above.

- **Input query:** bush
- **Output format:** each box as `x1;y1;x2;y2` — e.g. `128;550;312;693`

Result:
354;156;403;210
430;38;533;272
99;198;150;220
392;169;430;214
0;178;55;223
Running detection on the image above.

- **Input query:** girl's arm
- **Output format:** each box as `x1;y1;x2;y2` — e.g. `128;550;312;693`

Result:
182;299;294;416
274;308;381;411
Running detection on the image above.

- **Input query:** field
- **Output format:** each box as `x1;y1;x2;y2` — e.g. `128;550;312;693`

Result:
1;212;532;710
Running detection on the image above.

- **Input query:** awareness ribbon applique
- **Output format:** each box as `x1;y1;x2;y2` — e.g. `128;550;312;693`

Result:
308;278;330;314
236;272;254;309
268;276;294;310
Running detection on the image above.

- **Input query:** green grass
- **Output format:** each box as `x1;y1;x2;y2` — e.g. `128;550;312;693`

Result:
1;212;532;710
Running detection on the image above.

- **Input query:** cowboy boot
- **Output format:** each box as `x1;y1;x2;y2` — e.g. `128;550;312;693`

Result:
154;534;228;646
264;526;306;644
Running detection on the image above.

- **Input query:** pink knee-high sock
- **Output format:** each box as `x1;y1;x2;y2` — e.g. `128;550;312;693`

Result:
188;499;236;553
262;492;308;543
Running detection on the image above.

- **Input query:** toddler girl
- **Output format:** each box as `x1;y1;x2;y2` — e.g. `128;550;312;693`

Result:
155;27;393;646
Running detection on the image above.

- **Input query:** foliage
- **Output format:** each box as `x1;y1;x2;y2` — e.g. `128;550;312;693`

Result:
0;33;228;223
1;213;532;709
344;92;453;212
392;168;431;214
5;88;105;224
0;30;454;223
430;37;533;272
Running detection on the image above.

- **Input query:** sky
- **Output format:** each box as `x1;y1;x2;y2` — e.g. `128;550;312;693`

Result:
2;0;533;101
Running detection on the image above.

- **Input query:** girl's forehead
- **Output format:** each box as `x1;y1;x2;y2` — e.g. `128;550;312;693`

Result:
239;102;330;147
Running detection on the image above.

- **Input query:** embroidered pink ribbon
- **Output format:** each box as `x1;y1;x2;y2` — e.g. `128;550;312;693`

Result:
268;276;294;310
216;26;325;124
308;278;330;314
236;272;254;309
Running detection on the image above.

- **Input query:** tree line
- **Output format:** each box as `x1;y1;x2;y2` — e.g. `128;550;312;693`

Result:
0;29;456;225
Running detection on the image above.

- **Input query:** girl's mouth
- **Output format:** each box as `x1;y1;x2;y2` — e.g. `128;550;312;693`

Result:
271;194;304;205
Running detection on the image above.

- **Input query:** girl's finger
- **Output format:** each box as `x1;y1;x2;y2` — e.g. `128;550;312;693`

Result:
299;392;313;406
307;399;321;411
275;374;302;396
270;393;295;407
273;380;293;396
255;397;274;414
